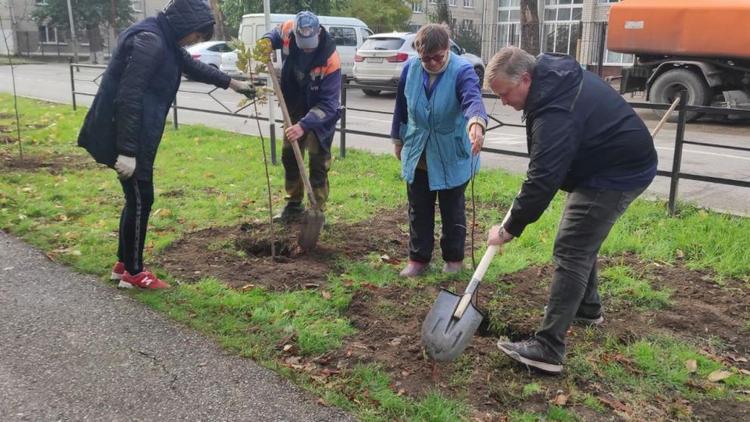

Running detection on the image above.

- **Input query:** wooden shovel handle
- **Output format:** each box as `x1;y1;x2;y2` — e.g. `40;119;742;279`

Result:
453;244;500;319
266;63;318;209
651;97;681;138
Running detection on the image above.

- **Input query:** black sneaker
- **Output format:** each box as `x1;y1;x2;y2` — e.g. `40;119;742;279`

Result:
543;305;604;326
496;338;563;374
273;202;305;224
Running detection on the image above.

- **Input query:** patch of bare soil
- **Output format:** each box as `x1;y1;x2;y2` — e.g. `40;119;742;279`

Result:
326;253;750;419
0;153;96;174
158;209;408;290
158;209;749;419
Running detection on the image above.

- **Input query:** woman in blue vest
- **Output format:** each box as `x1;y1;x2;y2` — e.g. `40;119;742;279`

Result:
390;24;488;277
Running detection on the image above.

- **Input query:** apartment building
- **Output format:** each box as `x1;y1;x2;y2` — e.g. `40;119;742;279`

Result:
1;0;163;58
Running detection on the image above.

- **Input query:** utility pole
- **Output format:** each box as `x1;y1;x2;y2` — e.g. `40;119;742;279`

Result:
65;0;79;63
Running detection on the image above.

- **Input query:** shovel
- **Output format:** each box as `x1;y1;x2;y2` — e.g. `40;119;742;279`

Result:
421;244;499;362
266;64;325;251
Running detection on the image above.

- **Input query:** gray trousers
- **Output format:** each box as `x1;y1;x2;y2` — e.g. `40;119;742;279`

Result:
536;186;647;360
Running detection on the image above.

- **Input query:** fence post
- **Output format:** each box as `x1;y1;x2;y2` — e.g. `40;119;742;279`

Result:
597;23;607;78
667;91;688;216
69;59;77;111
172;98;179;129
339;75;347;158
270;123;277;165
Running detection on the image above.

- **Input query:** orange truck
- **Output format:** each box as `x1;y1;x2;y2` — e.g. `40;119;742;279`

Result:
607;0;750;120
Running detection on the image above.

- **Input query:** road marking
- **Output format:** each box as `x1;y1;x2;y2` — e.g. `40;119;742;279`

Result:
656;146;750;162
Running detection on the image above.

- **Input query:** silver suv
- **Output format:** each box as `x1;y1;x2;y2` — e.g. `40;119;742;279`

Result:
352;32;485;96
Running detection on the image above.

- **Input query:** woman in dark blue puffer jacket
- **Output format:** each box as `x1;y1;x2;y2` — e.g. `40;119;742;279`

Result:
78;0;252;289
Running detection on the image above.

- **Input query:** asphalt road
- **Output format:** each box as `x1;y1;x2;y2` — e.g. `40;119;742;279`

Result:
2;62;750;215
0;230;356;421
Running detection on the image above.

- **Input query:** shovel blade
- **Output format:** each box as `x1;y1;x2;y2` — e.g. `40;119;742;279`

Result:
298;209;324;251
421;289;484;362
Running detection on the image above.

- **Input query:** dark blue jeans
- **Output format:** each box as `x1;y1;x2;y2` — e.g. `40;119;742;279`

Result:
536;186;647;360
406;169;468;263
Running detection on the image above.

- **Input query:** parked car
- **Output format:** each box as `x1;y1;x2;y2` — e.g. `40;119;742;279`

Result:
186;41;235;69
220;13;372;79
352;32;485;96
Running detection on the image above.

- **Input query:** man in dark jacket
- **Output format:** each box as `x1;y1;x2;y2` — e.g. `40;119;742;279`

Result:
260;11;342;223
484;47;657;373
78;0;253;289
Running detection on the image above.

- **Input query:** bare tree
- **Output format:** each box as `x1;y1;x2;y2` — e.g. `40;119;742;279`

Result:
520;0;539;55
209;0;227;40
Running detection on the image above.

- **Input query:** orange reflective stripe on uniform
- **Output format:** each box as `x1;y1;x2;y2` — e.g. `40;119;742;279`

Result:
310;51;341;79
280;20;294;56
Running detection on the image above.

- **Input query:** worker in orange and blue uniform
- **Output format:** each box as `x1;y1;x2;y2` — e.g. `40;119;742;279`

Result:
260;11;342;223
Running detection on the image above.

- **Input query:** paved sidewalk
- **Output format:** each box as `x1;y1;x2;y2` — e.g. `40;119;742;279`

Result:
0;231;356;421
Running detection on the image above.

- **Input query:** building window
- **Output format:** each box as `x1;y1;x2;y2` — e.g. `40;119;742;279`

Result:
449;0;456;6
35;0;48;5
497;0;521;49
329;26;357;47
38;25;63;44
411;0;424;13
598;0;620;3
463;0;474;7
542;0;583;56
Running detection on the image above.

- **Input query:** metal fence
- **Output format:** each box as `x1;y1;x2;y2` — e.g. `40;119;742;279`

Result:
70;63;750;215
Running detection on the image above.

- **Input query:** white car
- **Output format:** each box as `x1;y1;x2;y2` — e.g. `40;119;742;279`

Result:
186;41;235;69
220;50;245;79
353;32;485;96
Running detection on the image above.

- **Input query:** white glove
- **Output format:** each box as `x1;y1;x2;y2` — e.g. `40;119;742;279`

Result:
229;79;256;99
114;155;136;180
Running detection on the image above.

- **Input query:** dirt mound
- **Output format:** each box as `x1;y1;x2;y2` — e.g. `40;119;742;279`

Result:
157;209;749;419
0;153;96;174
159;209;409;290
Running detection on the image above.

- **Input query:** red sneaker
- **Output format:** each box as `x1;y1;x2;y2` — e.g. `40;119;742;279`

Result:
111;261;125;280
118;271;170;289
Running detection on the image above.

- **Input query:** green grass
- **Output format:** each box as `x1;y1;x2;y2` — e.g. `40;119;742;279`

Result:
600;265;672;309
596;335;750;401
3;94;750;420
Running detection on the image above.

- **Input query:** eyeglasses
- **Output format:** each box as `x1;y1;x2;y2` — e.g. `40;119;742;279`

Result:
421;51;447;64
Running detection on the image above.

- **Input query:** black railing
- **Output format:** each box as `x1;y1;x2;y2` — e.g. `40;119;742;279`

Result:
70;63;750;215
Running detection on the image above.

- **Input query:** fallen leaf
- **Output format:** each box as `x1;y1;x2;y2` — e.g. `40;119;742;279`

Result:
598;396;632;414
321;290;332;300
685;359;698;373
304;283;320;289
283;344;294;352
239;283;256;291
397;389;406;396
729;355;748;363
739;369;750;376
552;393;569;406
707;370;732;382
675;249;685;259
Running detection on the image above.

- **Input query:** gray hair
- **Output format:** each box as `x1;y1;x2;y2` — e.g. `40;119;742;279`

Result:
484;46;537;87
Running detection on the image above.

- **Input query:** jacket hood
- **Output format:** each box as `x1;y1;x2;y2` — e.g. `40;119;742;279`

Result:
160;0;215;41
524;53;583;116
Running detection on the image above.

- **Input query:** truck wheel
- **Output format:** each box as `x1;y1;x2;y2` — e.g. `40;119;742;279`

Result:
649;69;711;123
362;89;381;97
